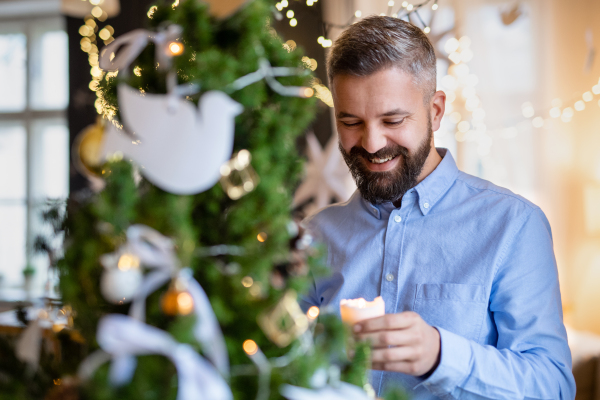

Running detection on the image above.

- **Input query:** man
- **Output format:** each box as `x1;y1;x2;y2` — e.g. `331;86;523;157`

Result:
301;16;576;399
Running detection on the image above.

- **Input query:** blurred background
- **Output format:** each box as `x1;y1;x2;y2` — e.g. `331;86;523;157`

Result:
1;0;600;395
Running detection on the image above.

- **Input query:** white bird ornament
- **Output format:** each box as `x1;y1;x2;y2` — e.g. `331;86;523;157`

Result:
102;84;243;195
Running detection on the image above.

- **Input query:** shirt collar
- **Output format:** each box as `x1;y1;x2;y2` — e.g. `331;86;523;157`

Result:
362;148;459;219
413;148;458;215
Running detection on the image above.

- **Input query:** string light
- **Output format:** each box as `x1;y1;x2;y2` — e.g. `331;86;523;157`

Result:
243;339;258;355
307;306;320;319
79;3;117;119
168;41;184;56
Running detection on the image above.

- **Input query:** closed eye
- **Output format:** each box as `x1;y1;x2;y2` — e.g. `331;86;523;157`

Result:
341;121;361;127
384;119;404;126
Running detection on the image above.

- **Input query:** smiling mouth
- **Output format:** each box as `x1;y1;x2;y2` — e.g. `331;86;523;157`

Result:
367;155;397;164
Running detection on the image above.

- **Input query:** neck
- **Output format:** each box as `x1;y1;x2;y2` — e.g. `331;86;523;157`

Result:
417;145;443;185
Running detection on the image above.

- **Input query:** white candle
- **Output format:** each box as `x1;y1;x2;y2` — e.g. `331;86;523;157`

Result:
340;296;385;325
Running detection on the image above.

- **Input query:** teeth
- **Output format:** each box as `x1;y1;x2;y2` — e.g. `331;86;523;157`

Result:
369;156;394;164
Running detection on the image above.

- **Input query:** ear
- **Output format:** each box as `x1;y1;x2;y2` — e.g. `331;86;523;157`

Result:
430;91;446;132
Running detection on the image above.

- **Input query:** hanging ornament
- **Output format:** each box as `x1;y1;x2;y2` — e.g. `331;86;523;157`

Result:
101;84;243;195
61;0;120;18
100;252;143;304
201;0;252;19
72;118;107;191
257;290;309;348
160;277;195;316
219;149;260;200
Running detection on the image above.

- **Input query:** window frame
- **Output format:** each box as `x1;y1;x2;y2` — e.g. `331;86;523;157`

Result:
0;7;68;289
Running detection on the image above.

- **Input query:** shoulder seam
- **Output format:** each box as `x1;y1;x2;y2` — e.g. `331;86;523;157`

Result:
455;174;535;210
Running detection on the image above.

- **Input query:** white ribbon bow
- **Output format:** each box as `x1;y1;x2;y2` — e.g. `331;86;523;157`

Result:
125;224;230;377
96;314;232;400
99;25;183;73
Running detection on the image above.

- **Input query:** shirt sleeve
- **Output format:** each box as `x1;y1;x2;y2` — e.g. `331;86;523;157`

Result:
418;207;576;399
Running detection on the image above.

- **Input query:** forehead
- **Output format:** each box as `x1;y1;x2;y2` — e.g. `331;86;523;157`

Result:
331;67;423;116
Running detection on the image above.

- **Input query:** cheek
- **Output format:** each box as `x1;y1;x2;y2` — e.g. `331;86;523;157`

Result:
388;122;426;151
337;127;361;151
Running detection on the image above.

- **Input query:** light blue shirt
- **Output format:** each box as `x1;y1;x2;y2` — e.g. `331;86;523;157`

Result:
302;148;575;399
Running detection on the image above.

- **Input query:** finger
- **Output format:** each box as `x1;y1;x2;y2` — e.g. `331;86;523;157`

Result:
370;346;417;363
354;311;420;333
357;329;418;348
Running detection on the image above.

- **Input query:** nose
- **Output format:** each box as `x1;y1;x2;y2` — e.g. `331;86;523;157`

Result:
360;123;388;154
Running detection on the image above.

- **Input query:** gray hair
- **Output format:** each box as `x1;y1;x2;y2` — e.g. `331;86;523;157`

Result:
327;16;437;103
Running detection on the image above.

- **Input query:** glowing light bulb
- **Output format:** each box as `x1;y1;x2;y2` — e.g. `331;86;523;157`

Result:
583;91;593;102
177;292;194;315
432;3;438;10
401;1;408;7
424;26;431;34
91;6;103;18
289;18;297;26
574;100;585;111
243;340;258;355
549;107;561;118
406;4;414;11
317;36;324;44
286;10;294;18
117;253;140;271
532;117;544;128
307;306;320;319
303;87;315;97
521;102;535;118
355;10;362;17
444;38;459;54
242;276;254;288
388;0;395;6
168;41;184;56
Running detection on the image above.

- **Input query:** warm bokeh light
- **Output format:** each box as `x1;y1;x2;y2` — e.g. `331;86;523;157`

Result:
168;41;184;56
177;292;194;315
242;276;254;288
117;253;140;271
257;232;267;242
307;306;320;319
302;87;314;98
243;339;258;355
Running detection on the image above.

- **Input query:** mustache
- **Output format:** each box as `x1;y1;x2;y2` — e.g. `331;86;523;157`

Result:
347;144;409;160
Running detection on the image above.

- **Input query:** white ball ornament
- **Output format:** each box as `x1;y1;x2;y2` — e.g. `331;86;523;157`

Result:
100;253;143;304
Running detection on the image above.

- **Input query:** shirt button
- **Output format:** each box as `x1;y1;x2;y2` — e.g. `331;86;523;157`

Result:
423;202;430;209
394;215;402;223
386;273;394;282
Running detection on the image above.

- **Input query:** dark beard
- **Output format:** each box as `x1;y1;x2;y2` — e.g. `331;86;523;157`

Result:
339;121;433;205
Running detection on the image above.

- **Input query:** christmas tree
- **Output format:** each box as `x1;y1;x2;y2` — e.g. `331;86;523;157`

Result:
0;0;409;399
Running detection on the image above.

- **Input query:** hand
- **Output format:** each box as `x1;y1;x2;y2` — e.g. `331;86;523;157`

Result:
353;311;441;376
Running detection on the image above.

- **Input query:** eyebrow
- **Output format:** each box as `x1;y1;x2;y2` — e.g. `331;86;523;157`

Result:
336;108;411;119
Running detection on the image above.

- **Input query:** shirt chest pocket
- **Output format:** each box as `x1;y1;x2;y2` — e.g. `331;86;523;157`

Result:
413;283;487;342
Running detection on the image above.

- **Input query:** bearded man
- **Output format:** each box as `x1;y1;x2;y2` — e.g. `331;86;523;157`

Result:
301;16;575;399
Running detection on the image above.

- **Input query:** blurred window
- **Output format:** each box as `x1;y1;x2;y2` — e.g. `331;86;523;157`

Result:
0;9;69;291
